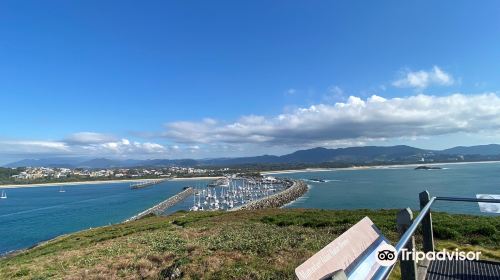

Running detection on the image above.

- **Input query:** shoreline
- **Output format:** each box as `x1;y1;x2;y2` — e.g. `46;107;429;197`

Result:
3;159;500;189
0;176;223;189
261;160;500;175
0;179;157;189
171;176;222;181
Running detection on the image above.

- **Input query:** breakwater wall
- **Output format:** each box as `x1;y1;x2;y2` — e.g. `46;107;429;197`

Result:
125;187;194;222
130;178;169;189
231;180;308;211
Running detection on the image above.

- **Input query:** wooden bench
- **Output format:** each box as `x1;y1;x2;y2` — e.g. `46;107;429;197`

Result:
295;217;391;280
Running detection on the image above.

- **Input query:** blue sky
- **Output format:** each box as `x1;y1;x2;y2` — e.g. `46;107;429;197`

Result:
1;1;500;163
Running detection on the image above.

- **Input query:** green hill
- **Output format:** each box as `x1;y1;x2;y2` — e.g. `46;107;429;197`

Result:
1;209;498;279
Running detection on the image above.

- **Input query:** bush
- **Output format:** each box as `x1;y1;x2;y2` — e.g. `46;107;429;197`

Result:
434;226;459;239
470;224;496;236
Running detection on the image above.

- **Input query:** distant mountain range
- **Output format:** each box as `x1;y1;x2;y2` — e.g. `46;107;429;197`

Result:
5;144;500;168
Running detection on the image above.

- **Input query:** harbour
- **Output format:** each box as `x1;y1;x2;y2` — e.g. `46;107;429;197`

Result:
1;161;499;255
187;176;289;211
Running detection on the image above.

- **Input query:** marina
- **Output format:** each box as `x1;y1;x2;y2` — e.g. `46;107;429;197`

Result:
188;176;289;211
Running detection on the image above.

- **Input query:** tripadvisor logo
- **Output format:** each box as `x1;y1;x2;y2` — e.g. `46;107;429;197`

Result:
401;249;481;262
376;244;397;266
375;244;482;267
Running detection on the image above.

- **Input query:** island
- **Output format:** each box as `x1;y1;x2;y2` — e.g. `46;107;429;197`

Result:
415;165;443;170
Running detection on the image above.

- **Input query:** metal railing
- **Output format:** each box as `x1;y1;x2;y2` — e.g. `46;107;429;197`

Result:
372;191;500;280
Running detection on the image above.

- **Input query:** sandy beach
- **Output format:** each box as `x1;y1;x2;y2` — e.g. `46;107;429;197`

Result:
261;160;500;175
261;168;336;175
171;176;222;181
0;179;160;189
0;176;223;189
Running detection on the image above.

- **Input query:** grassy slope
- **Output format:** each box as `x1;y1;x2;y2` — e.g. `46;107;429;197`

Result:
0;209;498;280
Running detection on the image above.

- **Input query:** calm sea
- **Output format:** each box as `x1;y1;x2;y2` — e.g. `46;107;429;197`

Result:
1;162;499;254
274;162;500;215
0;179;210;255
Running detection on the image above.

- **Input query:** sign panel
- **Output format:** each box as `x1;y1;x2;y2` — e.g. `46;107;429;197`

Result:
477;194;500;213
295;217;388;280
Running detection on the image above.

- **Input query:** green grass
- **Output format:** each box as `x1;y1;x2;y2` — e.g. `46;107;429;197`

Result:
0;209;498;280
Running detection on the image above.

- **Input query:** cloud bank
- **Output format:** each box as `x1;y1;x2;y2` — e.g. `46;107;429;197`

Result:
3;92;500;161
0;134;167;158
163;93;500;147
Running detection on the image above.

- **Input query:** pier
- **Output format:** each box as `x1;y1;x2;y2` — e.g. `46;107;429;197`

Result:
130;178;168;189
125;187;194;222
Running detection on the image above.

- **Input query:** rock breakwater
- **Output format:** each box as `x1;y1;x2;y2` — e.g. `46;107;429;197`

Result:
231;180;307;211
126;187;194;222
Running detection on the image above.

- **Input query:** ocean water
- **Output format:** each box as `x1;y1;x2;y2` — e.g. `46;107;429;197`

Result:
275;162;500;215
0;179;209;255
1;162;499;255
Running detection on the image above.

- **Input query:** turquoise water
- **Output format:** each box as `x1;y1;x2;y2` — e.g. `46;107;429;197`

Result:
1;162;499;255
275;162;500;215
0;179;208;255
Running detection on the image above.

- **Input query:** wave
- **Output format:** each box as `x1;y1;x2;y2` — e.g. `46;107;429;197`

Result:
301;179;341;183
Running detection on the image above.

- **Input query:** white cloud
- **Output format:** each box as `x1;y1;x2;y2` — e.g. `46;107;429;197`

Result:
65;132;116;145
77;137;167;155
392;66;454;89
0;134;167;158
162;93;500;147
0;140;70;154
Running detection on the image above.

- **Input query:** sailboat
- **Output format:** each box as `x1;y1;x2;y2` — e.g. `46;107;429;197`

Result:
59;186;66;193
189;193;199;211
1;190;7;199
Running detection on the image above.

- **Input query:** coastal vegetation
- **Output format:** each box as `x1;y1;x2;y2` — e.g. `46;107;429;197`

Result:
1;209;498;280
0;167;23;184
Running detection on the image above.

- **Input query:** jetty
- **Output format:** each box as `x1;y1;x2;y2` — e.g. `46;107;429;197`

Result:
230;179;308;211
130;178;168;189
125;187;194;222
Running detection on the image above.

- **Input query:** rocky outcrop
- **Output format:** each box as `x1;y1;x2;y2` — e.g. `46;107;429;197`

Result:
415;165;442;170
231;180;308;211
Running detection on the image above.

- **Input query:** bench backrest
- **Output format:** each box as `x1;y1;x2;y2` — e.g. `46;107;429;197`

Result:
295;217;389;280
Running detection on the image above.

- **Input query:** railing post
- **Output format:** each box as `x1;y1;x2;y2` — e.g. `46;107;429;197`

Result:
397;208;417;280
419;191;434;253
